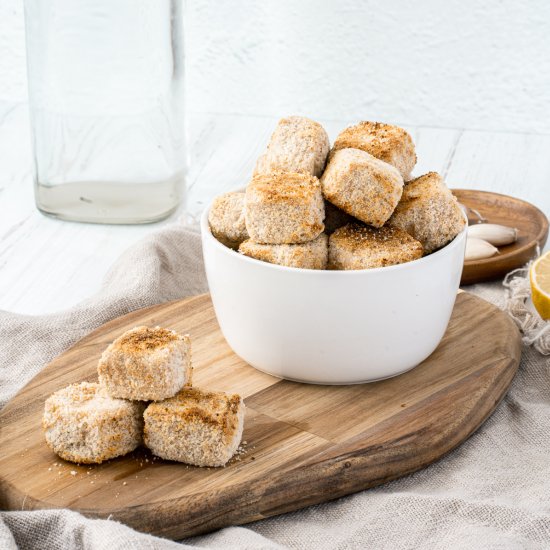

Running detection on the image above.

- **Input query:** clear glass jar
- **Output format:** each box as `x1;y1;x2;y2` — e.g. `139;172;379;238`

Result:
23;0;185;224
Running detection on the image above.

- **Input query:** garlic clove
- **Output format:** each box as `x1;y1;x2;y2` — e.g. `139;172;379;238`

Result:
465;237;499;261
467;223;518;246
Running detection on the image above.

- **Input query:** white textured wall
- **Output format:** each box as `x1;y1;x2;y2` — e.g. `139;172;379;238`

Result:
0;2;27;102
2;0;550;133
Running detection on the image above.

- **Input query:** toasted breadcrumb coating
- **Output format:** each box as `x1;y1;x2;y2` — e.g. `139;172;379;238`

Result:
144;387;245;467
329;223;423;270
389;172;466;253
321;148;403;228
208;192;248;249
333;121;416;179
42;382;144;464
245;171;325;244
239;233;328;269
98;326;192;402
254;116;330;178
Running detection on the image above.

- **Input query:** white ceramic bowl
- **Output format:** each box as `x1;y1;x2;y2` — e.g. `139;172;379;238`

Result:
201;206;467;384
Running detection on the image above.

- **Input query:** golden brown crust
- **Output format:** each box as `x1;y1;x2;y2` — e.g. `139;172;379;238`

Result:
397;171;441;198
254;116;330;177
320;149;403;228
333;121;416;179
239;234;328;269
389;172;466;253
245;171;325;244
114;326;180;353
42;382;143;464
328;223;423;270
248;171;321;203
98;326;192;401
147;388;240;432
143;387;245;467
208;192;248;249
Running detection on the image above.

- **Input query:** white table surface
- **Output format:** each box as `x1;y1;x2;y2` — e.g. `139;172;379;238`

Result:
1;100;549;315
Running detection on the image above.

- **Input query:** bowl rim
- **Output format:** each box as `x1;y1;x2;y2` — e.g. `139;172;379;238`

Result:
200;195;468;276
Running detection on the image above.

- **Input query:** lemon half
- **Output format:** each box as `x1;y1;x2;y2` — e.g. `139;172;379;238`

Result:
530;251;550;320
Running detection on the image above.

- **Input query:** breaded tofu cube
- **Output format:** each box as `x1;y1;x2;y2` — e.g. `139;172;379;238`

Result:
245;171;325;244
332;121;416;180
321;148;403;228
98;326;192;401
254;115;330;178
42;382;143;464
329;223;423;270
239;233;328;269
389;172;466;253
143;387;245;467
208;191;248;249
323;200;355;235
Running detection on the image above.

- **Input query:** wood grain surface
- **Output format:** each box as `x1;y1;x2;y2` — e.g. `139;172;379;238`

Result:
453;189;549;285
0;292;521;539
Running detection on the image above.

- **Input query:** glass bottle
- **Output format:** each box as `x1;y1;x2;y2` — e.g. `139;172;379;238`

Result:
23;0;185;224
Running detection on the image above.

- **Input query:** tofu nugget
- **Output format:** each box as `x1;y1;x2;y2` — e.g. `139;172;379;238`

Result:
43;382;143;464
144;387;245;467
329;223;423;270
208;191;248;249
98;326;192;401
333;121;416;179
254;116;330;178
239;233;328;269
321;148;403;228
245;171;324;244
389;172;466;253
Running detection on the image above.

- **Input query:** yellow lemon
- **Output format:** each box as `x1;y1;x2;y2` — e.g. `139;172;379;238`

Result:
530;251;550;320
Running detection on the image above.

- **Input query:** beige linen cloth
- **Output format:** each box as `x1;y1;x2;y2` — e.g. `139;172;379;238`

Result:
2;226;550;550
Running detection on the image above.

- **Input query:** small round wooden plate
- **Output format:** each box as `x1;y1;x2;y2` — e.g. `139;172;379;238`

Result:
452;189;549;285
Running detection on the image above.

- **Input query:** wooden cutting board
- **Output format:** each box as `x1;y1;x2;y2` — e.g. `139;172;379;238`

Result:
0;292;521;540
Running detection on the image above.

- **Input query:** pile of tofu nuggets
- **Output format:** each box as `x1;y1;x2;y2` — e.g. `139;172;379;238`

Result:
209;117;465;270
43;326;245;467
